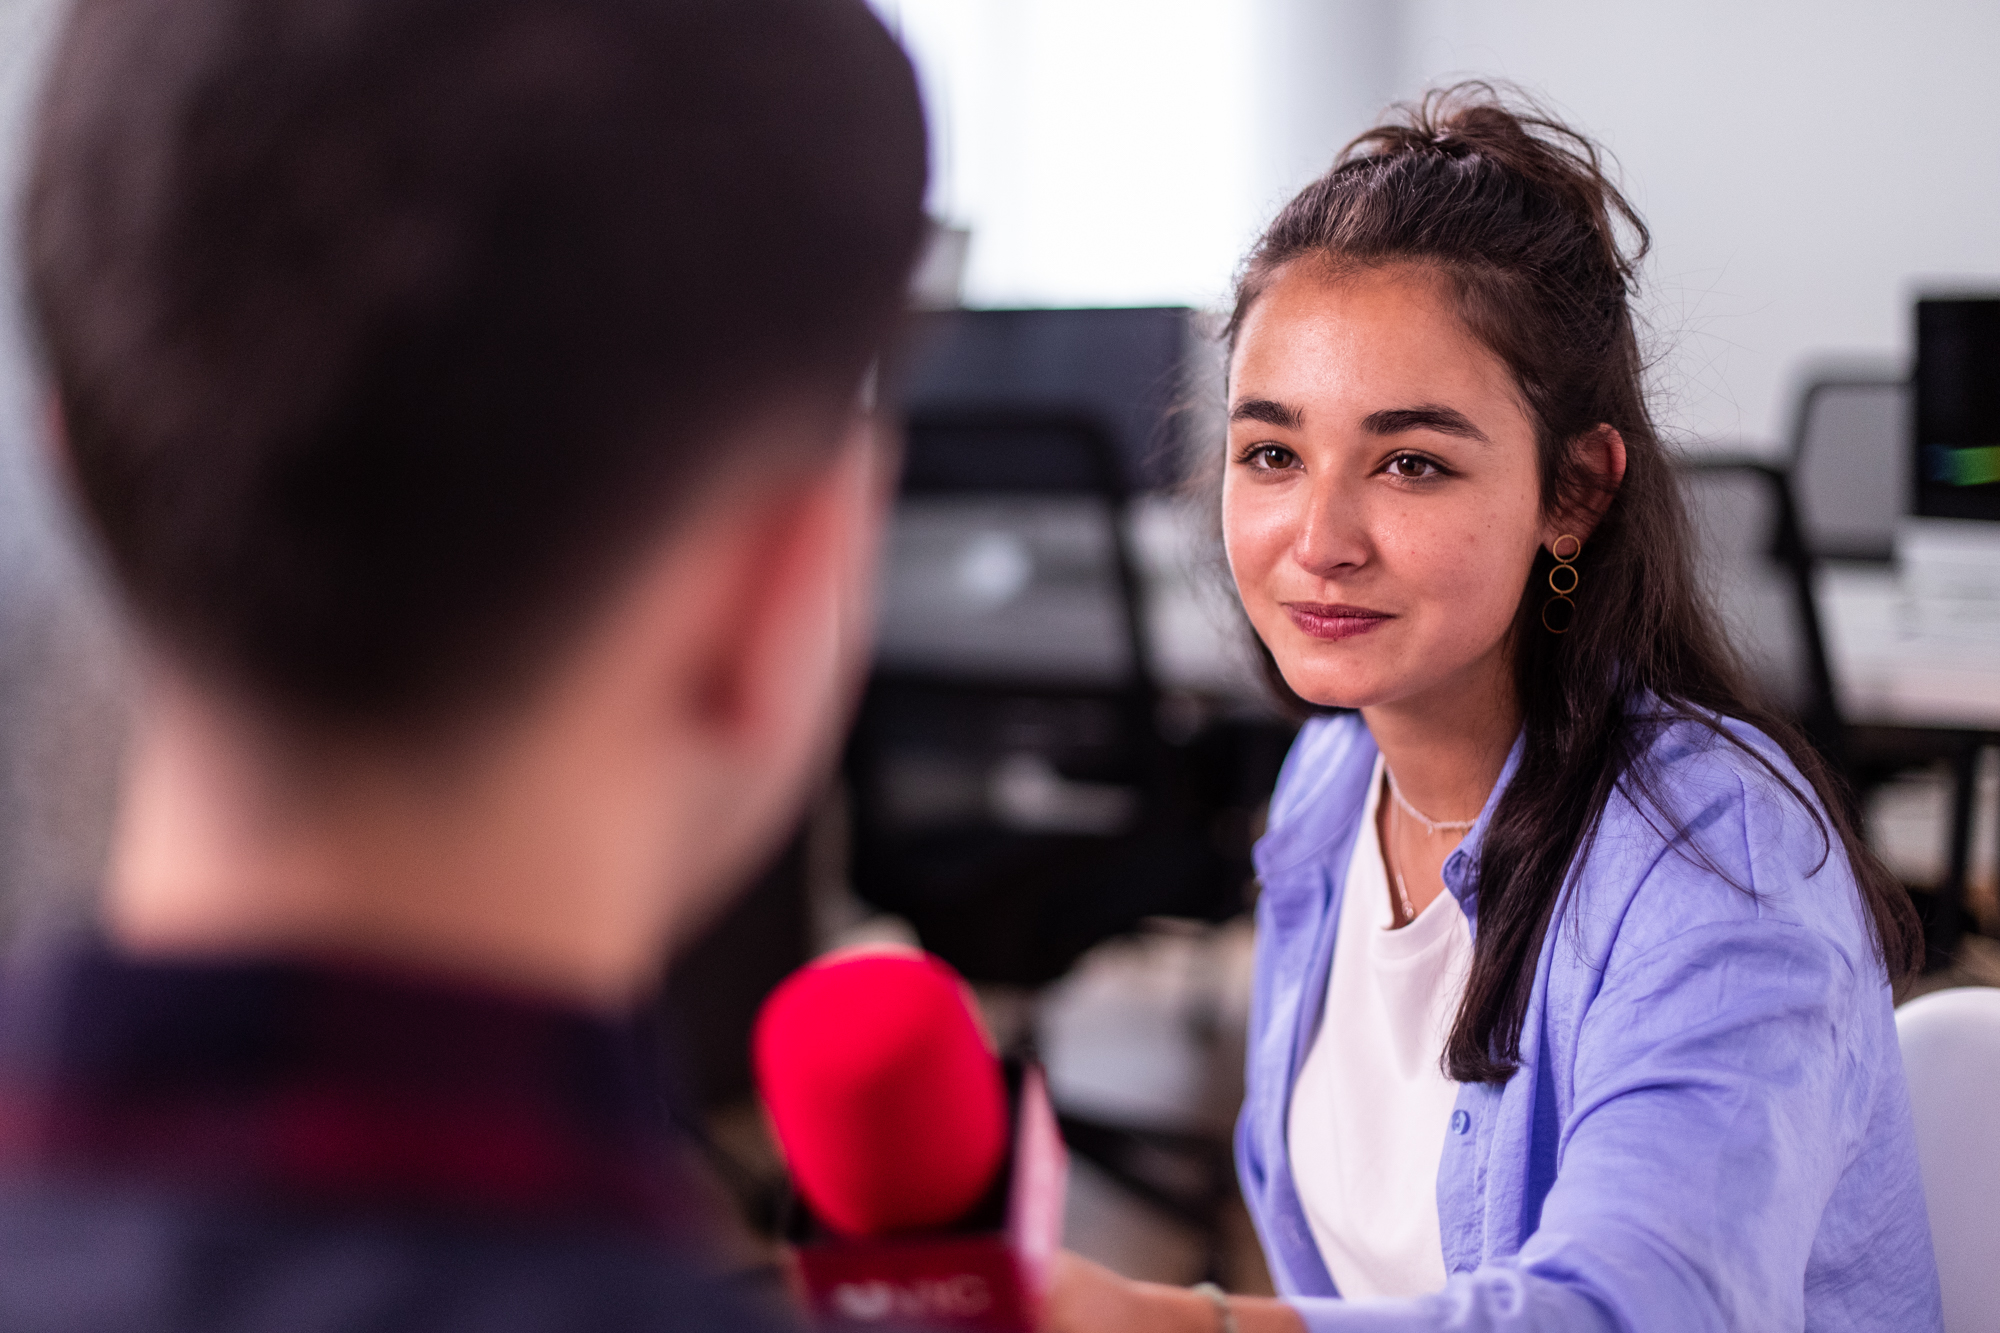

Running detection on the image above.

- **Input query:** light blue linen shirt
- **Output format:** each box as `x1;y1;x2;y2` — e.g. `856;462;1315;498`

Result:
1236;710;1943;1331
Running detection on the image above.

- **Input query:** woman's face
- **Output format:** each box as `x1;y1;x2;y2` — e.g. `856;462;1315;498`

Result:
1223;261;1558;713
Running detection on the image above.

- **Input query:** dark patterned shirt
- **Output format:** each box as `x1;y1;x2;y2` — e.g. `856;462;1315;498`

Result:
0;933;789;1332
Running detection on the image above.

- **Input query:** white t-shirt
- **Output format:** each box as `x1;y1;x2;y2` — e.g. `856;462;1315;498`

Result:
1285;754;1474;1299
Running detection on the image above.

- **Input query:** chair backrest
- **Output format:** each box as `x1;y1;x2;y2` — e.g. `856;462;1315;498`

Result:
1676;459;1840;755
1895;986;2000;1331
851;410;1251;985
1789;377;1909;562
874;413;1148;688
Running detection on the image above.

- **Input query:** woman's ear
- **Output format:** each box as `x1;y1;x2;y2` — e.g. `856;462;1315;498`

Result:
1545;424;1626;546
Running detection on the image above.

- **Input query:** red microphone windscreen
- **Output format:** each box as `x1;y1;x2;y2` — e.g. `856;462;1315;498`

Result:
752;948;1010;1239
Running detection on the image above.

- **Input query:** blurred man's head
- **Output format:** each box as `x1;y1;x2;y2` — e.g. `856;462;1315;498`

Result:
31;0;926;722
25;0;928;1000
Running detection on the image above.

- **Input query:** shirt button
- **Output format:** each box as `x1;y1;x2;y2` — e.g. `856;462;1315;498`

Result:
1451;1109;1471;1135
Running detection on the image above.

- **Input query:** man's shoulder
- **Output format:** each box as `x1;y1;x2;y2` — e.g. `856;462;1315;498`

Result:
0;1179;792;1333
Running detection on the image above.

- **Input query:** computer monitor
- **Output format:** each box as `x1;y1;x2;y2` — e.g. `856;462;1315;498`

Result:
900;307;1202;493
1915;297;2000;522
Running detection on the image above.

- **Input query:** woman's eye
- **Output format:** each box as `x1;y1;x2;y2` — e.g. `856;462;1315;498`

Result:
1238;443;1299;471
1386;453;1442;479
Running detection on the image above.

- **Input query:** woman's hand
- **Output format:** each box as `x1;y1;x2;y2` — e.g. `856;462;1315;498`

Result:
1041;1253;1211;1333
1040;1252;1308;1333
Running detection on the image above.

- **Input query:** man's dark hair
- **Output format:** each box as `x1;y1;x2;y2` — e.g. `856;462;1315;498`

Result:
27;0;928;723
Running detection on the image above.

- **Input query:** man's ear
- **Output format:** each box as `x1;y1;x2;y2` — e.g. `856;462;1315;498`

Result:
689;413;888;745
1545;424;1626;547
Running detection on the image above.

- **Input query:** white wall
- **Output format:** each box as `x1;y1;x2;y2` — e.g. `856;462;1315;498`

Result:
872;0;1400;309
880;0;2000;448
874;0;1261;307
1398;0;2000;446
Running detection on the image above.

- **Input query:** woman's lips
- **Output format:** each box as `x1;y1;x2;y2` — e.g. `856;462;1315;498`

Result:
1283;602;1393;641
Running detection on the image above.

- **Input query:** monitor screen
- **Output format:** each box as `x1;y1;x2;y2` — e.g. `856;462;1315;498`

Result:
900;308;1201;494
1915;297;2000;521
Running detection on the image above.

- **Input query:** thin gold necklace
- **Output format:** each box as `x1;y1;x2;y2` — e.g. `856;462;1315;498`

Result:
1385;770;1478;835
1383;770;1476;926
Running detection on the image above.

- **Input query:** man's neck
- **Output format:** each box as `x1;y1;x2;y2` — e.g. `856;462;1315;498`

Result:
103;677;686;1012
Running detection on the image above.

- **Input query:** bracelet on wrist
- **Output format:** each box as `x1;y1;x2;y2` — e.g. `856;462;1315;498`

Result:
1191;1282;1237;1333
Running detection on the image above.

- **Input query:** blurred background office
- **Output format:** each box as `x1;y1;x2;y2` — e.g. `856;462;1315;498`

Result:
1;0;1998;1307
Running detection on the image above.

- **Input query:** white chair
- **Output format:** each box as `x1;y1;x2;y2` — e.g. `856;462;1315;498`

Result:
1897;986;2000;1333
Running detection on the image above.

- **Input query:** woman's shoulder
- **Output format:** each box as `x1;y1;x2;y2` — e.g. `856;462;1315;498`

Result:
1255;712;1375;875
1266;712;1368;824
1615;708;1826;850
1575;708;1873;973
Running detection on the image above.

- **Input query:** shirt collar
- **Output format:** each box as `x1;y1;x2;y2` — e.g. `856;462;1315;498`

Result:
1439;730;1527;926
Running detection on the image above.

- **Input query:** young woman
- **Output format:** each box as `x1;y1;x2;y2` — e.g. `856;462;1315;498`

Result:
1045;87;1941;1332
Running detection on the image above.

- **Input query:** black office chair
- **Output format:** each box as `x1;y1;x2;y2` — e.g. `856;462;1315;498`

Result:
1680;436;1976;964
1676;456;1844;768
1780;370;1993;968
845;407;1281;1279
849;408;1253;982
1786;373;1909;563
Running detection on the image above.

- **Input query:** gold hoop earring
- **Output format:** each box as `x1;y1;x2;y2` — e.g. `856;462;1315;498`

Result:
1542;535;1581;634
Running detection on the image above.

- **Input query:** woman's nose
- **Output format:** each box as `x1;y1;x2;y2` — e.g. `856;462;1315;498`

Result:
1290;476;1370;579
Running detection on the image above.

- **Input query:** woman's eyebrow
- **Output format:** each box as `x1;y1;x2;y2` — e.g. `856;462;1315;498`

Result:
1363;405;1490;442
1229;397;1303;429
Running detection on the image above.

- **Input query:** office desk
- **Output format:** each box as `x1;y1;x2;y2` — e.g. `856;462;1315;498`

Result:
1819;564;2000;730
1818;563;2000;964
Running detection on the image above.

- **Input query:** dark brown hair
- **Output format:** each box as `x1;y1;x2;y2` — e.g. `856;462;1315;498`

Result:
28;0;928;725
1225;84;1920;1083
